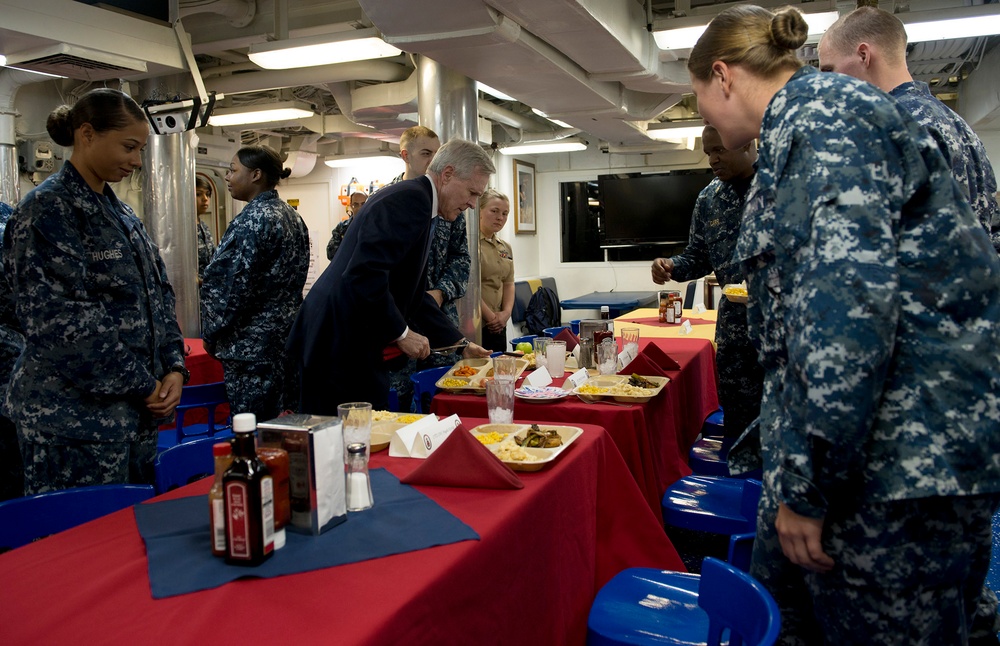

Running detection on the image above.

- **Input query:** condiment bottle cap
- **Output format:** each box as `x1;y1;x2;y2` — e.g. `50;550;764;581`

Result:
347;443;366;455
233;413;257;433
212;442;231;456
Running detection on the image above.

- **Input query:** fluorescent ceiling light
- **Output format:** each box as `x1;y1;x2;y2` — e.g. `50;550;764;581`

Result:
478;83;515;102
208;101;314;126
324;152;405;174
653;10;839;51
530;108;573;129
0;54;6;66
499;140;587;155
248;28;401;70
899;4;1000;43
646;123;705;141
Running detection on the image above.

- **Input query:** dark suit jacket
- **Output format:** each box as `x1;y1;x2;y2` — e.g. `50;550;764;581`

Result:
287;176;462;413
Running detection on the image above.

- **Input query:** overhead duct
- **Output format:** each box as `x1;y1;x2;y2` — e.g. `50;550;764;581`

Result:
4;43;147;82
204;60;410;95
359;0;689;145
179;0;256;28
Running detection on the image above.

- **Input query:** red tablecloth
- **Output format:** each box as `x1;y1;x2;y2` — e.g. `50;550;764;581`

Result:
432;338;719;521
0;420;681;645
184;338;224;385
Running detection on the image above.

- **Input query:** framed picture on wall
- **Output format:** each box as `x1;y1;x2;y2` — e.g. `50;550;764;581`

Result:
513;159;536;234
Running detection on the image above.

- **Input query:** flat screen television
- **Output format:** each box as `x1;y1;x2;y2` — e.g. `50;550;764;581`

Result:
597;169;714;248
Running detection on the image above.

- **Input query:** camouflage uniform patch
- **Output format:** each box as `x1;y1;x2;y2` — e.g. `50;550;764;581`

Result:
326;218;350;260
201;189;310;415
736;66;1000;641
0;201;24;500
670;176;764;441
18;430;156;495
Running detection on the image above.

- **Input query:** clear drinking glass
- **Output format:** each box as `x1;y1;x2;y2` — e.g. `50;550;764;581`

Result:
621;327;640;355
493;355;517;382
546;340;567;376
533;337;550;369
485;379;515;424
337;402;372;461
597;338;618;375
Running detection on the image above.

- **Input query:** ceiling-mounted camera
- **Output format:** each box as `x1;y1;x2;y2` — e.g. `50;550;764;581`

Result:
142;93;220;135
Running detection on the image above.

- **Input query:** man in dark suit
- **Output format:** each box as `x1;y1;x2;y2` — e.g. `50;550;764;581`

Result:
287;139;494;413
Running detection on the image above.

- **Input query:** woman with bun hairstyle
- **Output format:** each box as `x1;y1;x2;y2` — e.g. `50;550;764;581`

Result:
3;88;187;494
200;145;309;421
688;5;1000;642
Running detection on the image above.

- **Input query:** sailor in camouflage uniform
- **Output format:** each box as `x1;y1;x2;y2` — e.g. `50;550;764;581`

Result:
3;89;187;494
691;6;1000;644
325;191;367;260
195;176;216;282
819;8;1000;640
819;6;1000;255
0;201;25;500
652;126;763;446
201;146;310;422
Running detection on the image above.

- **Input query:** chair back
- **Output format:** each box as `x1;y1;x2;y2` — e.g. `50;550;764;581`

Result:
740;479;763;523
0;484;155;551
700;557;780;646
172;381;231;444
155;435;230;494
510;334;537;351
410;365;451;414
727;532;756;572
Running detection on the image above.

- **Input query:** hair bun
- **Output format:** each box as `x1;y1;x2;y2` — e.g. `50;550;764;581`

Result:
279;167;292;180
771;7;808;51
46;105;76;147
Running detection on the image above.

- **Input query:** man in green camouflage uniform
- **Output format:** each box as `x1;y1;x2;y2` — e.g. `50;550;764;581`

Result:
652;126;763;448
735;64;1000;644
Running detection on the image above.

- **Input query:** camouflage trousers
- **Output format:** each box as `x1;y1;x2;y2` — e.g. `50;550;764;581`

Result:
715;339;764;443
751;472;999;645
18;428;157;495
221;359;287;423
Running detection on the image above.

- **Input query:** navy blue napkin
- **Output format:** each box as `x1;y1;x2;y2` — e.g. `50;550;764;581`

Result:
134;468;479;598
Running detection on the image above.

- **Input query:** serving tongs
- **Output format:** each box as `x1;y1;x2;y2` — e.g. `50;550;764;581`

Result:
430;339;470;356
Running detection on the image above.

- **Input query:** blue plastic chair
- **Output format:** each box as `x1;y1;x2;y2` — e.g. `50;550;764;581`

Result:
157;381;231;453
587;557;780;646
727;532;756;573
154;435;231;494
570;319;581;334
702;408;725;437
0;484;155;551
689;436;732;476
542;326;569;338
662;476;762;536
510;334;538;351
410;365;450;414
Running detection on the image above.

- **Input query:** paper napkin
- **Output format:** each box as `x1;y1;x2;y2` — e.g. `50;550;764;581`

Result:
618;354;667;378
640;343;682;371
401;424;523;489
389;414;461;458
553;328;580;352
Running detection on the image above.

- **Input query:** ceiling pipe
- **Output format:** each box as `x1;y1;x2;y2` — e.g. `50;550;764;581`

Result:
0;68;54;206
204;60;411;95
477;100;545;131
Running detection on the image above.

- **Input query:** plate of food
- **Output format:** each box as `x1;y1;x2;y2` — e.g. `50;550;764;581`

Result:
370;412;427;451
572;374;669;403
435;357;528;394
722;283;748;304
514;385;572;402
469;423;583;472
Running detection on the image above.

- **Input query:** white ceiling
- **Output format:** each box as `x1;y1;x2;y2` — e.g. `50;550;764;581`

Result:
1;0;997;156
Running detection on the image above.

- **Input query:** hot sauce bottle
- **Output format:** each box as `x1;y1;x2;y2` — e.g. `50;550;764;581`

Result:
209;441;233;557
224;413;275;566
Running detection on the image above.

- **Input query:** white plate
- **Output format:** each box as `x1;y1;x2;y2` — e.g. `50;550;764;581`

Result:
514;386;572;402
469;423;583;472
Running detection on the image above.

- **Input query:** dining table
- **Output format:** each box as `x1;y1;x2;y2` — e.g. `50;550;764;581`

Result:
431;337;719;522
615;307;719;344
0;419;683;645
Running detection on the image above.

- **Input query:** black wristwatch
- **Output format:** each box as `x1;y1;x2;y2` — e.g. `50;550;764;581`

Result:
168;365;191;385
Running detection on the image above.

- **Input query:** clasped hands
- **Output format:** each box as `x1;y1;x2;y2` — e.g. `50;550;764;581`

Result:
145;371;184;418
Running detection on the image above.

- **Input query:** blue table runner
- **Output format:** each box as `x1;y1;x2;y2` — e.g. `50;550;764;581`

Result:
134;468;479;598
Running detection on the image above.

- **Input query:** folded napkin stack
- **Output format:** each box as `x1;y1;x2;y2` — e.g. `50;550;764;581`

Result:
618;354;667;378
401;424;523;489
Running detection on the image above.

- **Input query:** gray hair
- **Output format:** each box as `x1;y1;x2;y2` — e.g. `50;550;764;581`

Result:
428;139;496;178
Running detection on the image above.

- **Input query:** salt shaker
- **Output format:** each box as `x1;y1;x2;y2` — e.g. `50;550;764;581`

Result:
345;442;374;511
